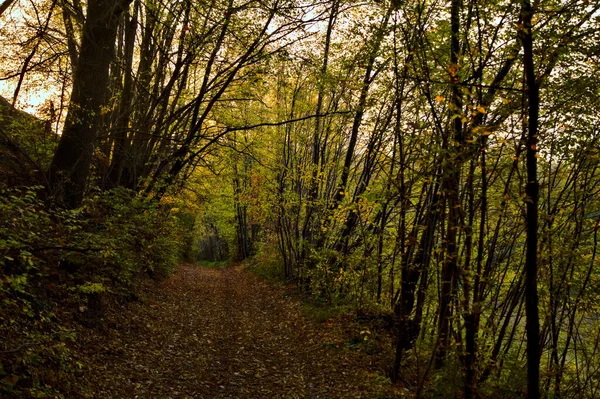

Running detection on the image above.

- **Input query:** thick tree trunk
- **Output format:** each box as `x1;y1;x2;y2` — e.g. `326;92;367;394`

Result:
48;0;129;207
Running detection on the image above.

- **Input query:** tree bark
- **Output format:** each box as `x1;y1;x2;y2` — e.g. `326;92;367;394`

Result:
107;4;138;189
519;0;541;397
48;0;131;207
435;0;463;368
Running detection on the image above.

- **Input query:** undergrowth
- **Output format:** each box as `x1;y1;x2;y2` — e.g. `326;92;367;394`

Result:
0;186;192;397
195;259;231;269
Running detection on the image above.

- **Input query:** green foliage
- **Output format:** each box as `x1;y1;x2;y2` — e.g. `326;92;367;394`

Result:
77;282;106;295
0;186;191;396
195;259;230;269
78;188;184;281
301;300;350;324
246;257;284;280
246;234;285;280
0;96;57;174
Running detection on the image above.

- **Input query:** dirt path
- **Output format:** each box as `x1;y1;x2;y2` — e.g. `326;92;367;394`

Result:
73;264;397;398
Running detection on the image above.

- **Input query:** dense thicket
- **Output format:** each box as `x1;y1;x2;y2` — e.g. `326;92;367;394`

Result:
1;0;600;396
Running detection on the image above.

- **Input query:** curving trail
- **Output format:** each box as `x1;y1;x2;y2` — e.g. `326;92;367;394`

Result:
73;264;396;398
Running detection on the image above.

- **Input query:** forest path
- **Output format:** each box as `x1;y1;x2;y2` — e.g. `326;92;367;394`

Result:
74;264;395;398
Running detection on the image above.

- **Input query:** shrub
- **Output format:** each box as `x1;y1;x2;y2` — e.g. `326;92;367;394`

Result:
0;186;190;396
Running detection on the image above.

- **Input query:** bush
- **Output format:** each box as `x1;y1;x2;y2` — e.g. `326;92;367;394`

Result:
0;186;190;396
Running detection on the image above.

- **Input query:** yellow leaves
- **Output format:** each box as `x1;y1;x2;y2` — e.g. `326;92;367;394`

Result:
476;105;486;114
160;195;176;205
473;126;495;137
435;95;445;103
99;104;115;116
360;330;371;341
448;64;459;77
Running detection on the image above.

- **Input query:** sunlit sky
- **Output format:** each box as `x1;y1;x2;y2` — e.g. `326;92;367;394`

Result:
0;0;69;118
0;80;58;115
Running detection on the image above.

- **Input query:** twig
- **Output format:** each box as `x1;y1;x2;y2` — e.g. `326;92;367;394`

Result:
0;341;40;354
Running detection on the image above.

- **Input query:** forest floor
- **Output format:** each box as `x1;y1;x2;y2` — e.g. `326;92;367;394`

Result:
70;263;402;398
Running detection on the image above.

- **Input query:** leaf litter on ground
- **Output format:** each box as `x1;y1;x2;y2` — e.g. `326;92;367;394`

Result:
70;263;402;398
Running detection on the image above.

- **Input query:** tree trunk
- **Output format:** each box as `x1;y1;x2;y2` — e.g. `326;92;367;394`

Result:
435;0;463;368
107;4;138;189
48;0;130;207
520;0;541;397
